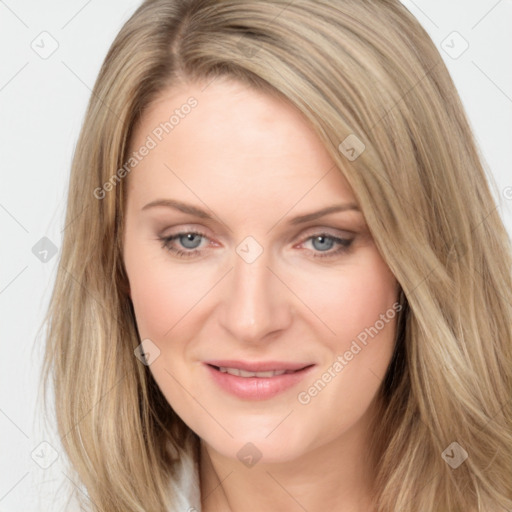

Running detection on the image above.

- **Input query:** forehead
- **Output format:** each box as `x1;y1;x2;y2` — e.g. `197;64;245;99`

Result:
125;79;357;218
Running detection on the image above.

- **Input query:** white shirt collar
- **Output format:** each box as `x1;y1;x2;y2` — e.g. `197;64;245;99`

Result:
168;434;202;512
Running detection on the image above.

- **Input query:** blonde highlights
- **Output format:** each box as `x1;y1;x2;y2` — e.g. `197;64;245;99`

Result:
41;0;512;510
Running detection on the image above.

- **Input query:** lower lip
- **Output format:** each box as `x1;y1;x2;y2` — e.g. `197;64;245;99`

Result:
204;364;315;400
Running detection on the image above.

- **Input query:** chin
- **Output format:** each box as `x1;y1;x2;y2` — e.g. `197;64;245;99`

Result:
200;421;316;466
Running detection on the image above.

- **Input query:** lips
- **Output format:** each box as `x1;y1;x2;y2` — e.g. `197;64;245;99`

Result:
203;360;316;400
216;367;294;378
204;360;312;373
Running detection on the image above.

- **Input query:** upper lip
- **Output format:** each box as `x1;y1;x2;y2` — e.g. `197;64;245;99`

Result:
204;360;314;372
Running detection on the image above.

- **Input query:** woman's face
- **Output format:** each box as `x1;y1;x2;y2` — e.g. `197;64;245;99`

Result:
123;78;400;464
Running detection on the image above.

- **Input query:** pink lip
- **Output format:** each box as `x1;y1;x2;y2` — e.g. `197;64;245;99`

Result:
204;360;312;372
203;361;316;400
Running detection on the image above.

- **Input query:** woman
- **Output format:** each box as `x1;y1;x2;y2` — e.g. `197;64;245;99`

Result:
41;0;512;511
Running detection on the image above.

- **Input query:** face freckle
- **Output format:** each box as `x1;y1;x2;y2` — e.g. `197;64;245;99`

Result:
122;78;399;465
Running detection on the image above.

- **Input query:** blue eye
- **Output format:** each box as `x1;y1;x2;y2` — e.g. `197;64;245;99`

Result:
312;235;335;251
160;231;208;258
159;231;354;260
176;233;203;249
303;234;354;258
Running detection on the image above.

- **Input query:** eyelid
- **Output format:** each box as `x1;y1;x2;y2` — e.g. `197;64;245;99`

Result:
160;224;353;245
158;225;357;257
159;224;216;240
293;225;355;243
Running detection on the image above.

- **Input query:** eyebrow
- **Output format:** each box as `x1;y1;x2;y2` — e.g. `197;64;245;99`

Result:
141;198;361;224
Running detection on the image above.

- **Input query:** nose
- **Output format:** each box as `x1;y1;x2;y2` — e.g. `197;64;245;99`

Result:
218;247;293;344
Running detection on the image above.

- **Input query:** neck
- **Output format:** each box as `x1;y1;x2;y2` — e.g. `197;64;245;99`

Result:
199;404;379;512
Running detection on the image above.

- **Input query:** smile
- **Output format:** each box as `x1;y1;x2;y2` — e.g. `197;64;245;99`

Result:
215;366;299;378
204;362;315;400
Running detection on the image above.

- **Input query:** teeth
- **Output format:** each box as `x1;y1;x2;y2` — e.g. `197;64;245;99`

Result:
218;367;289;378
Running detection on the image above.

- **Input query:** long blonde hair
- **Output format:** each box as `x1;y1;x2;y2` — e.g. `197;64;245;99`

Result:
40;0;512;510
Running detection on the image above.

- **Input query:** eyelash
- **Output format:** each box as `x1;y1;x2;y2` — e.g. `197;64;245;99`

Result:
159;230;354;260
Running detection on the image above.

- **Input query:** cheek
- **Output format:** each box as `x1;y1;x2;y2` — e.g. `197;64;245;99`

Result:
124;237;180;339
131;273;201;341
131;284;171;340
125;238;216;339
292;248;398;346
291;248;399;410
297;251;399;417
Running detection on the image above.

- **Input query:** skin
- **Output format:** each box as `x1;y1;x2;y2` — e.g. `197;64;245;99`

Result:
123;78;400;512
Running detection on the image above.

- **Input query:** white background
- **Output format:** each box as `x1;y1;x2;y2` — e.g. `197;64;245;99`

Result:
1;0;511;510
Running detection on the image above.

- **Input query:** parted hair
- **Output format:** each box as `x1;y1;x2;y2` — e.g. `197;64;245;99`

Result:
40;0;512;510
